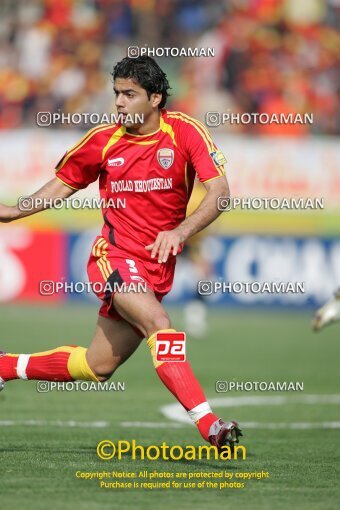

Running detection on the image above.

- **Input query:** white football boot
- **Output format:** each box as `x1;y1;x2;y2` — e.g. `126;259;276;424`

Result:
312;289;340;332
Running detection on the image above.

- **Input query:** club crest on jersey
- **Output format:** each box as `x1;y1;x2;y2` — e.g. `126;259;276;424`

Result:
157;148;174;169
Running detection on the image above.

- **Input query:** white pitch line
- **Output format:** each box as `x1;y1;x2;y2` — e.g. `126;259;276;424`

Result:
234;422;340;430
121;422;185;428
3;395;340;430
0;420;109;428
121;421;340;430
161;394;340;425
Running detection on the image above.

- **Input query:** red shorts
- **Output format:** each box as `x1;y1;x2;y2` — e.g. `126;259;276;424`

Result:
87;236;176;327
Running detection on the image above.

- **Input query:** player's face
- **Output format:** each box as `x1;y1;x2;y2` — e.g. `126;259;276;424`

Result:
114;78;161;129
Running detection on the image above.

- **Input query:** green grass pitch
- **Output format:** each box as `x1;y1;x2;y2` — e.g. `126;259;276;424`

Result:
1;304;340;510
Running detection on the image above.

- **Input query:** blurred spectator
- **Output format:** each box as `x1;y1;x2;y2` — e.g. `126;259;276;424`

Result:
0;0;338;134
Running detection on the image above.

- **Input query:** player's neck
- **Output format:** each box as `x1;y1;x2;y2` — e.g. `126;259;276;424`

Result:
126;111;161;136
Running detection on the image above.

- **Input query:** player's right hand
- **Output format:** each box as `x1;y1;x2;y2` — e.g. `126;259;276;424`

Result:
0;203;17;223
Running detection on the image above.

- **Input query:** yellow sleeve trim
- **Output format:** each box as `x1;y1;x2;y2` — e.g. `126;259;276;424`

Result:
55;175;80;191
201;174;225;184
167;112;214;153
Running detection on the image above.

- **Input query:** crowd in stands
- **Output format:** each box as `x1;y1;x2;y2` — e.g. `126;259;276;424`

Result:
0;0;338;134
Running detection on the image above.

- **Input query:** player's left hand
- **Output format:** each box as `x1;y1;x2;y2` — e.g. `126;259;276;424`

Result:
145;228;186;263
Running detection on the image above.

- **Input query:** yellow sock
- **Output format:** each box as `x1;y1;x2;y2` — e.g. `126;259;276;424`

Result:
2;346;98;382
67;346;99;382
146;329;177;368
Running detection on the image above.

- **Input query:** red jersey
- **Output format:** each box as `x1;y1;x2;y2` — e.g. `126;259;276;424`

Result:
56;109;226;260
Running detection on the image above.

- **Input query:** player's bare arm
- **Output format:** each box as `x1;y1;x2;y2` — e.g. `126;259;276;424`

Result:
0;177;76;223
146;175;230;263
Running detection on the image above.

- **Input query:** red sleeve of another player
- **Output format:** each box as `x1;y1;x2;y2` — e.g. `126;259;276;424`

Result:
55;130;102;190
181;120;227;183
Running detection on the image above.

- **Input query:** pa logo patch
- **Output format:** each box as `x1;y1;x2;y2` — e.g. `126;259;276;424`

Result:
156;332;186;362
157;148;174;169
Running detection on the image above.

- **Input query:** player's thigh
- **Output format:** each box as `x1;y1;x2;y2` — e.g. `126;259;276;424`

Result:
113;288;172;338
86;315;143;377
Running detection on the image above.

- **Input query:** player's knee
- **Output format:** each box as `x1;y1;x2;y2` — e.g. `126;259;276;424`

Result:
145;314;172;338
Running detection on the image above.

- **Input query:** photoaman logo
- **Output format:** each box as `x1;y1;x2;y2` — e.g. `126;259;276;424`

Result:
96;440;246;461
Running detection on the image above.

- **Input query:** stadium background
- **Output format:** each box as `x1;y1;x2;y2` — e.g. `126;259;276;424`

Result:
0;0;339;310
0;1;340;510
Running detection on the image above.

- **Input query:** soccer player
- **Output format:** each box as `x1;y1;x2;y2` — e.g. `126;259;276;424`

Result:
0;56;242;449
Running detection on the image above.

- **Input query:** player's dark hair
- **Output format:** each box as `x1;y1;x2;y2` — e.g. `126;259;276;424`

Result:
112;56;171;109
